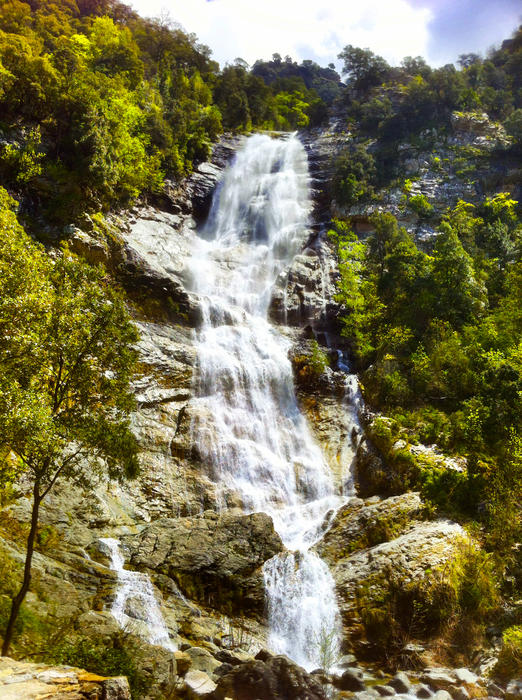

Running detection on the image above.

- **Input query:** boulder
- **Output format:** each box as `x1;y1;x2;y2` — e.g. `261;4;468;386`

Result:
330;520;465;628
316;492;423;565
433;692;453;700
213;654;327;700
506;679;522;700
174;650;193;676
183;670;218;699
333;667;366;691
0;657;131;700
453;668;478;685
375;686;396;697
185;647;221;675
389;671;412;694
421;669;458;691
127;511;283;614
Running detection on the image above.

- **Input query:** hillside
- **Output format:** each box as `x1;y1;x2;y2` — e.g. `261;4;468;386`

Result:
0;2;521;699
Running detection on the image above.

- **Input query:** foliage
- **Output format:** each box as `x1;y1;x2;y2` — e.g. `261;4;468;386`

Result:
356;540;499;664
50;634;152;697
334;25;522;187
313;623;341;674
293;340;330;388
332;145;376;207
331;196;521;558
0;0;331;227
407;193;434;218
338;45;391;96
495;625;522;680
0;193;140;653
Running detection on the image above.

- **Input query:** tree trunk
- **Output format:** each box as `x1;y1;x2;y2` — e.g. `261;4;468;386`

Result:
1;479;41;657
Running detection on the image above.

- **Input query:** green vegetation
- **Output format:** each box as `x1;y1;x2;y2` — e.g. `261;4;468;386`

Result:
0;2;333;229
356;541;500;666
332;27;522;204
51;635;152;697
0;188;140;655
293;340;330;388
495;625;522;679
330;194;521;608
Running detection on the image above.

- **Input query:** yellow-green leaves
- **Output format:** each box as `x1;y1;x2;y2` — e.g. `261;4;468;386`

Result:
0;197;140;490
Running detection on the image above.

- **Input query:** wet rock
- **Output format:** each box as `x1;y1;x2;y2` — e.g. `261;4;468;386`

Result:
375;685;396;697
269;238;341;329
389;671;412;694
185;647;221;675
337;653;358;669
183;669;218;698
417;685;434;698
354;437;390;497
186;162;223;220
213;654;327;700
421;669;457;690
127;511;283;615
316;492;423;565
433;691;453;700
506;679;522;700
333;668;366;691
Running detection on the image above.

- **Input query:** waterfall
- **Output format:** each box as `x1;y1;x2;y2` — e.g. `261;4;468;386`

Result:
190;133;345;670
99;537;176;651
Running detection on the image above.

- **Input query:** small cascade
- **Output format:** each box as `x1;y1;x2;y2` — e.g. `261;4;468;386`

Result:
99;537;176;651
189;133;349;670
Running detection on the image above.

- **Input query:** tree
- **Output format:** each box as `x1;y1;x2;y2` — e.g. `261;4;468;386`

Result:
0;191;140;655
431;223;486;328
337;45;390;95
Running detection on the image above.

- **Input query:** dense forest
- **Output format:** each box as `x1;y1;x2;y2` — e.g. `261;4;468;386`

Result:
0;0;333;225
0;0;521;692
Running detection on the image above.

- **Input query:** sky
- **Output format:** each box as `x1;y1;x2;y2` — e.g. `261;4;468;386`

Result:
128;0;521;71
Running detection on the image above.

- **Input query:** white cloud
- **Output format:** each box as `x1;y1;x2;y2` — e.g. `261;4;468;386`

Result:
128;0;434;70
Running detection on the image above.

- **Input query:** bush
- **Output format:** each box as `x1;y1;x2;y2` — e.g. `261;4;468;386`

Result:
407;193;434;218
495;626;522;680
51;635;151;698
293;340;330;387
356;540;499;665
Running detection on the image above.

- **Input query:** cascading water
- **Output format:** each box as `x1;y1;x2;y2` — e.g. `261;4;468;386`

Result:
190;133;348;670
99;537;176;651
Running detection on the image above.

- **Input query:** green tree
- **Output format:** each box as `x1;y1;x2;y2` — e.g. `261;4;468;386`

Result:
431;223;486;328
0;193;140;655
338;45;390;95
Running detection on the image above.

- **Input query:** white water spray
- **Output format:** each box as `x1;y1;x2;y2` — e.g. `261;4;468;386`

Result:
190;133;345;670
100;537;176;651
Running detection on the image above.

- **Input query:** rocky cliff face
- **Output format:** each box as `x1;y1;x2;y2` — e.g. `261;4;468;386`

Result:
0;128;513;699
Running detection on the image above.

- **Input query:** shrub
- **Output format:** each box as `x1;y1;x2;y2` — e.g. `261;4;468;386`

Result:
407;193;434;218
50;634;151;698
356;540;499;665
495;626;522;680
293;340;330;387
